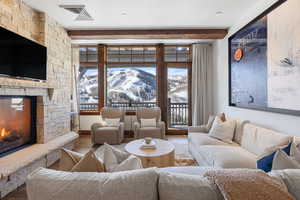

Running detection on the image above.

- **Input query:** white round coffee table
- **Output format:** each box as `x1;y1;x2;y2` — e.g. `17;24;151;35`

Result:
125;139;175;168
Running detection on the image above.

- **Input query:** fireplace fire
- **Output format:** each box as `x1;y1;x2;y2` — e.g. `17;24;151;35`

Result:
0;96;36;157
0;128;10;139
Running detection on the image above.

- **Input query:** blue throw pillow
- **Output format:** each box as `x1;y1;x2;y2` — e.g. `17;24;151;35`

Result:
257;142;291;172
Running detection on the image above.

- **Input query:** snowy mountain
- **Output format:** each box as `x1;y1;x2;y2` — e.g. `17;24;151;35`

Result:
107;68;156;102
79;68;187;104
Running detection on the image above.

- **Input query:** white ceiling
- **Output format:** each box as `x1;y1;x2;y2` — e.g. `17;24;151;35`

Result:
23;0;262;30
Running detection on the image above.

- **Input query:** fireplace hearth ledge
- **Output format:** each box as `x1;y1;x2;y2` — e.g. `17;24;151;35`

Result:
0;131;79;198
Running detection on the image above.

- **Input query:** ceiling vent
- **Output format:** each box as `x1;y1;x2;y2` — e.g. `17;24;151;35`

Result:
59;4;94;21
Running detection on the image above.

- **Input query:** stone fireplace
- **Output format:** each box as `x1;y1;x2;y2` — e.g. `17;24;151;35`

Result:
0;96;37;157
0;0;79;197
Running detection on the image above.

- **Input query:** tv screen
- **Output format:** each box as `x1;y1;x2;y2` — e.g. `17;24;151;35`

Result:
0;27;47;81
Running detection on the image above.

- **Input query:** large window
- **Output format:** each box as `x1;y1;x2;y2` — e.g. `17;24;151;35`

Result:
165;45;191;128
168;67;188;127
78;44;192;130
106;65;157;108
106;46;157;109
79;47;101;113
79;65;99;111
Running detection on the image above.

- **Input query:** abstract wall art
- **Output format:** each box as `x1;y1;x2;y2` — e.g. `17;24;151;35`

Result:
229;0;300;116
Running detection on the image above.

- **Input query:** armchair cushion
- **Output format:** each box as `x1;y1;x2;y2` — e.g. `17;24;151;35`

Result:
105;118;120;127
141;118;157;128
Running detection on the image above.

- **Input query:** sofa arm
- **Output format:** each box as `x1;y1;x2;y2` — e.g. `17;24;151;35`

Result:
158;121;166;139
188;125;209;133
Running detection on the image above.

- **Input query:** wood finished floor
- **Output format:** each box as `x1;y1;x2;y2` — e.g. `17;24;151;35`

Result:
2;135;188;200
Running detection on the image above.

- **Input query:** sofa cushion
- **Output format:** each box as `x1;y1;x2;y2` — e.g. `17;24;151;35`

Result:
188;133;238;147
233;119;250;144
101;168;158;200
196;145;257;168
27;167;159;200
158;172;222;200
159;166;214;176
241;124;291;156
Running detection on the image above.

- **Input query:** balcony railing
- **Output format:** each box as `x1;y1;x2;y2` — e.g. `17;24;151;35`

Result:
108;101;157;110
168;102;188;126
80;101;188;126
80;103;98;111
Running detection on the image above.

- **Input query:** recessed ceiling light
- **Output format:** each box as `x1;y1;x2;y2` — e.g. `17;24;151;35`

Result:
216;11;224;16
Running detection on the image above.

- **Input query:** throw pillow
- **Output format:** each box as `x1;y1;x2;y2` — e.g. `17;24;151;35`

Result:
103;143;143;172
272;149;300;170
208;116;236;143
203;169;294;200
290;143;300;163
111;155;143;172
257;142;291;172
218;113;226;122
105;118;120;127
206;115;215;131
71;149;105;172
141;118;157;128
59;148;84;171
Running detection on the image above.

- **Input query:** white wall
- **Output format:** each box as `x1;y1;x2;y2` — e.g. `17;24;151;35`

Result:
212;0;300;136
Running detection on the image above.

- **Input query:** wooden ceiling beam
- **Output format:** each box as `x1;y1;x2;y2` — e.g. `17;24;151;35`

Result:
68;29;228;40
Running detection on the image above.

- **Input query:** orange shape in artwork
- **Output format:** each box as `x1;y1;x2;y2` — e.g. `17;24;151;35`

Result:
234;48;243;61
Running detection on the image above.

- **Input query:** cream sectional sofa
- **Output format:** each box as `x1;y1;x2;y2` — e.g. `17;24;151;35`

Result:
188;121;292;168
26;167;300;200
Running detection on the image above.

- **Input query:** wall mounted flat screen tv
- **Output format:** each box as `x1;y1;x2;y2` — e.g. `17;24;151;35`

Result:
0;26;47;81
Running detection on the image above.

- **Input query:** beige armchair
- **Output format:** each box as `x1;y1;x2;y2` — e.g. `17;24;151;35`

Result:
133;107;166;139
91;107;125;144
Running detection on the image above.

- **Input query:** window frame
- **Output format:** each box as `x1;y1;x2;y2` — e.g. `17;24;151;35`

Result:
106;45;157;65
79;45;104;115
164;45;192;128
164;45;192;63
79;44;193;130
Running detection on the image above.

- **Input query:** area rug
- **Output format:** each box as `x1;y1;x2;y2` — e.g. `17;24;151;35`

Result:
93;140;197;167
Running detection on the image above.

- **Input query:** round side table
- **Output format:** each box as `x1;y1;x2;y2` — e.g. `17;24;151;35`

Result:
125;139;175;168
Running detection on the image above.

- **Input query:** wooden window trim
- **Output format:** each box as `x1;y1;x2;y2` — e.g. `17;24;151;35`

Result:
164;45;192;63
79;44;193;132
79;45;105;115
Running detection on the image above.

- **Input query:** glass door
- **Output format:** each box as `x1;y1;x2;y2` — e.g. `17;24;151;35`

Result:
167;66;189;128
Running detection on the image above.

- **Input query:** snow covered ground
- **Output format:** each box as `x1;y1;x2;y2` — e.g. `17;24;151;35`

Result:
79;67;188;104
